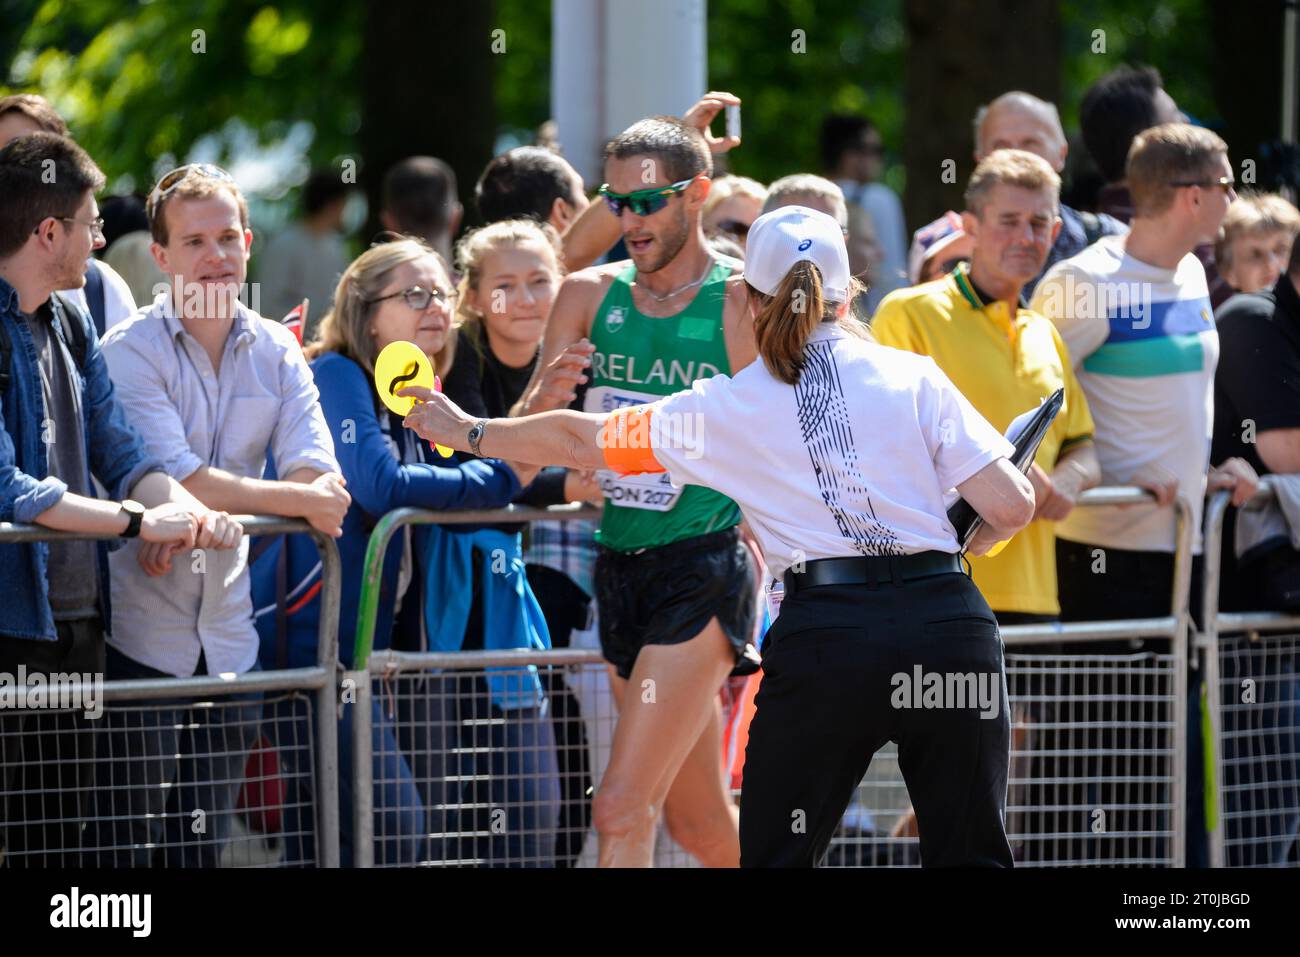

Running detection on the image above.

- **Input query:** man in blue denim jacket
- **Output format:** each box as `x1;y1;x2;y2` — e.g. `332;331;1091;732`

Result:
0;133;239;865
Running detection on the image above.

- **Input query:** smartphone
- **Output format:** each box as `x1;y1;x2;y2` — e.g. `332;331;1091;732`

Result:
726;103;741;142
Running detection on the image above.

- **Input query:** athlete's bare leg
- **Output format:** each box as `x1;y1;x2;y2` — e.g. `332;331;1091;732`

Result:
660;695;741;867
592;618;735;867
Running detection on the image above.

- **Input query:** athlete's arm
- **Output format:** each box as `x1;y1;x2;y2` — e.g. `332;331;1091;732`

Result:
512;267;611;417
561;200;622;273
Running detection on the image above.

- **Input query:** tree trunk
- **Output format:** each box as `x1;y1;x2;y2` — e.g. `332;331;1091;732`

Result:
360;0;498;238
1208;0;1286;189
904;0;1060;231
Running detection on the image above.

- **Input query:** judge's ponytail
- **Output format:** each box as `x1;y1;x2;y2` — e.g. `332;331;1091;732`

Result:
749;261;865;384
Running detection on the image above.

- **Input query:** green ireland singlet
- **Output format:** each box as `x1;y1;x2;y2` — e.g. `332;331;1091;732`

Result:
585;258;742;552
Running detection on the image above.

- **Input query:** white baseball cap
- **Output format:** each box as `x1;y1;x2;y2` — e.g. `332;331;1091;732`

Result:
742;205;852;302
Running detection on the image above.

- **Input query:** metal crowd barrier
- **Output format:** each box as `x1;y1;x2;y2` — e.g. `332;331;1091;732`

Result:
1202;484;1300;868
0;515;340;867
349;490;1192;868
349;503;600;868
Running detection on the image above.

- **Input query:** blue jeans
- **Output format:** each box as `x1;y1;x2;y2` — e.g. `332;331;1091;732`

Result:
1220;639;1300;865
270;693;427;867
91;645;263;867
397;670;560;867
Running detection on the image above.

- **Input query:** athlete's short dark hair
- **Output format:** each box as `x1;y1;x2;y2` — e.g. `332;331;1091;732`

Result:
603;116;711;184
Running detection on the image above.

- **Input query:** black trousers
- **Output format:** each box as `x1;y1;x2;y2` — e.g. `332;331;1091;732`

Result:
739;571;1012;868
0;617;105;866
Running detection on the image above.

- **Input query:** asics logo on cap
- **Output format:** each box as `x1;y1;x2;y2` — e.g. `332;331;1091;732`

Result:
797;239;813;251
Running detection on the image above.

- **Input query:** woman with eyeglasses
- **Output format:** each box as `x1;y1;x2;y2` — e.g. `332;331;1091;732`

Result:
401;206;1037;867
251;238;542;866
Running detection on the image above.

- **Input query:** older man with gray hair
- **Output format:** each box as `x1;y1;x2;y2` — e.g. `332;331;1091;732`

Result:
761;173;849;230
974;91;1126;295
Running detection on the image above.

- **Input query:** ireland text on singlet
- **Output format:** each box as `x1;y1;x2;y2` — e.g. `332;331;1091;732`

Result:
585;258;741;551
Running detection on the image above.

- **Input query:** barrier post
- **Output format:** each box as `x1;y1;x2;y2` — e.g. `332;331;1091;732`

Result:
307;521;342;869
1202;489;1231;868
348;503;599;868
1199;480;1300;868
349;668;374;869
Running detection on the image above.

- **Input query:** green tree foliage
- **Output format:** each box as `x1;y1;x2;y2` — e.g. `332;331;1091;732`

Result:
1059;1;1215;131
4;0;364;193
708;0;905;190
485;0;908;193
492;0;551;150
1;0;1232;225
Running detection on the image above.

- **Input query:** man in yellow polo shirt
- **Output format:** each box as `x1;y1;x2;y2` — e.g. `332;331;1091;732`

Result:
872;149;1099;623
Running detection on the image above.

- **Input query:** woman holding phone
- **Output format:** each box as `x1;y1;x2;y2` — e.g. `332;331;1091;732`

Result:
399;206;1036;867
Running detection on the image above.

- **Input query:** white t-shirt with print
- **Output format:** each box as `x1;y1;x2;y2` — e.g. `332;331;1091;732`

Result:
1030;234;1218;554
646;322;1014;579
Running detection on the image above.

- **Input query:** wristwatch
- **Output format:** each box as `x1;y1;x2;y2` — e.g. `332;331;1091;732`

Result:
119;499;146;539
467;419;488;457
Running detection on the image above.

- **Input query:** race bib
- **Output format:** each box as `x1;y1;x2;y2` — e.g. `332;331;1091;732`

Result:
586;384;680;511
597;469;681;512
585;383;657;414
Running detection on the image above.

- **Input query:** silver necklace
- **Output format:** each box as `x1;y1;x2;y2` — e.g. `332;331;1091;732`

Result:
635;256;714;303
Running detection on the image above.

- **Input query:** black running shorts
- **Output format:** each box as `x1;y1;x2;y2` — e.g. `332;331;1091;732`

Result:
595;526;759;680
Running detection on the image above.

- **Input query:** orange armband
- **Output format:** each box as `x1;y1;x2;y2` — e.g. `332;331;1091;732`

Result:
599;406;666;475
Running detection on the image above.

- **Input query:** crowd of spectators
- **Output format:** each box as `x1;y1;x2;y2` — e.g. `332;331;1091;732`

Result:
1;61;1298;866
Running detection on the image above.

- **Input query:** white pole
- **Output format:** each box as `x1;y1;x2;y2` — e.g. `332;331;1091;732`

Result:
1283;0;1298;142
552;0;708;187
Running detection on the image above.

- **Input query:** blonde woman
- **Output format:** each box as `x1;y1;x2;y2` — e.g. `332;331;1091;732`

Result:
442;219;604;865
250;238;536;866
1214;192;1300;297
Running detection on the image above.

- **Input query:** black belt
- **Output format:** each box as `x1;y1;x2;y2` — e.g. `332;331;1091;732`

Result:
783;551;963;596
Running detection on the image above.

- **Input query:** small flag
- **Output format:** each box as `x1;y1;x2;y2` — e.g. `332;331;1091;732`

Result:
282;298;309;346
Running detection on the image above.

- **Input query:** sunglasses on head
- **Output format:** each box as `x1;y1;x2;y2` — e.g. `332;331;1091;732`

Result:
147;163;236;217
599;176;701;217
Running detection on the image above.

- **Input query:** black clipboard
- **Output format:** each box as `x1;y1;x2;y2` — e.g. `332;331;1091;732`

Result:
947;387;1065;551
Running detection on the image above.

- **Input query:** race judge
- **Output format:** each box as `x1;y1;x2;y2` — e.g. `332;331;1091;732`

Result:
399;205;1036;867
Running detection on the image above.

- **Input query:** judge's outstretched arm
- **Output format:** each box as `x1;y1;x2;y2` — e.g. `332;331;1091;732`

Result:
401;386;608;471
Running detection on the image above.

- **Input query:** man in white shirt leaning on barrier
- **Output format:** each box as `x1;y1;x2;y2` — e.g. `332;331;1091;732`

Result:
90;163;348;866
